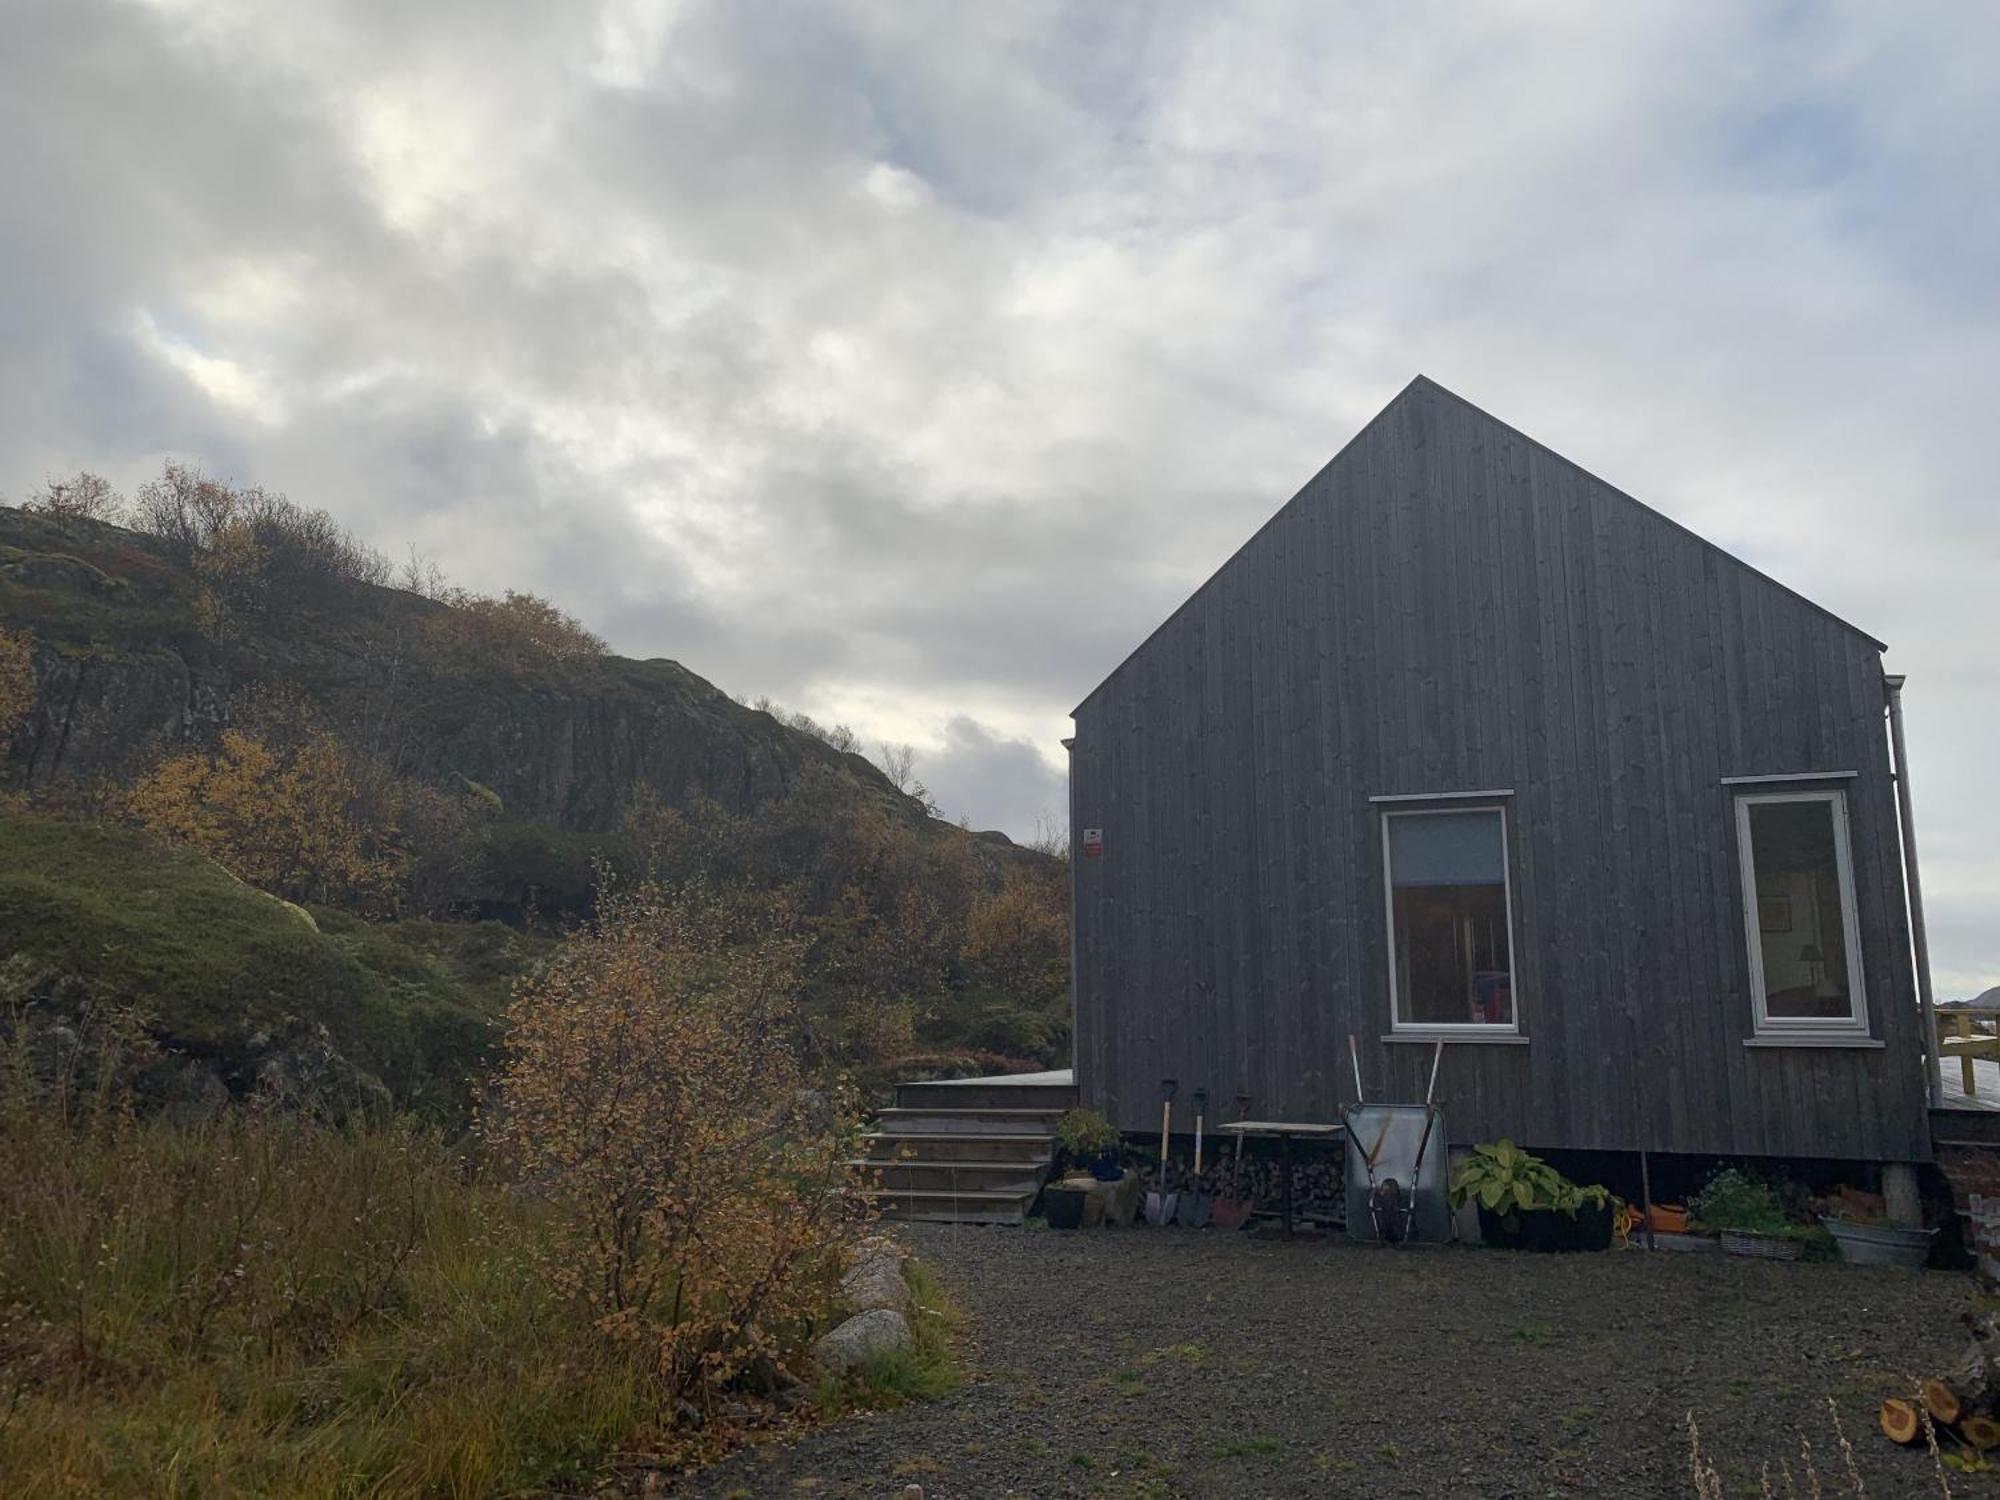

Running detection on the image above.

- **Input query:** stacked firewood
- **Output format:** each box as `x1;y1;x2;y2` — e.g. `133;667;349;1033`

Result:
1880;1311;2000;1453
1128;1149;1345;1221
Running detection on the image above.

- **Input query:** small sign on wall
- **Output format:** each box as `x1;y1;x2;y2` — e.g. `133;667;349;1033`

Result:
1081;828;1104;859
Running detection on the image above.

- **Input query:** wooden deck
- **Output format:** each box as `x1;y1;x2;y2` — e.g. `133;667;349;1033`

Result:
1938;1008;2000;1112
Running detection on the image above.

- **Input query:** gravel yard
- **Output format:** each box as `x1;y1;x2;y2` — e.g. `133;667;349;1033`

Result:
677;1223;1976;1500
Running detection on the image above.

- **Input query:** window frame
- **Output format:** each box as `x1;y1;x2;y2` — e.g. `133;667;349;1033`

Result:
1733;788;1869;1038
1380;801;1521;1036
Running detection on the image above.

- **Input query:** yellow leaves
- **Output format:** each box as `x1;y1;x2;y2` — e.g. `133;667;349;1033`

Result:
0;627;33;741
125;729;406;909
484;882;861;1400
963;863;1070;1002
422;589;605;672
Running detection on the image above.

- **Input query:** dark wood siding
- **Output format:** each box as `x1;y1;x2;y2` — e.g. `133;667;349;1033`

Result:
1070;378;1928;1163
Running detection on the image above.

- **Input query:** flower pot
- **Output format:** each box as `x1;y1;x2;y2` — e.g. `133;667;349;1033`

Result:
1476;1202;1614;1252
1826;1219;1934;1270
1646;1204;1689;1235
1719;1229;1801;1261
1044;1185;1087;1230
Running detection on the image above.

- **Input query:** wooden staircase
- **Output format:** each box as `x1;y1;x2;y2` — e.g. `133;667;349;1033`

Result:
855;1071;1076;1224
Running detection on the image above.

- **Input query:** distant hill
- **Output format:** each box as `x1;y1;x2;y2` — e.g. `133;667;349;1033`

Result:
0;503;944;835
0;491;1069;1112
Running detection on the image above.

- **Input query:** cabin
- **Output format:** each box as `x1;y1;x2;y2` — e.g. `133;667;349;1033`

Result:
1067;376;1935;1177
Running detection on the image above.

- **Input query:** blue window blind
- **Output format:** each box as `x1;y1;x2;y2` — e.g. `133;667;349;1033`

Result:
1387;810;1505;887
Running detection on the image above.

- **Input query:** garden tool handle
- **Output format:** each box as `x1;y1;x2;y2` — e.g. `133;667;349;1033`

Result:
1193;1111;1204;1176
1158;1098;1172;1175
1348;1034;1365;1103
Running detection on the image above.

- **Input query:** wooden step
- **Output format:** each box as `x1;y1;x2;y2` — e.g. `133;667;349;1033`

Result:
861;1131;1055;1163
862;1185;1037;1225
894;1080;1080;1111
872;1107;1069;1135
851;1158;1047;1194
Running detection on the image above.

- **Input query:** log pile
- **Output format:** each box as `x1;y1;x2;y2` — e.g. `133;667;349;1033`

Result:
1880;1311;2000;1454
1131;1149;1346;1222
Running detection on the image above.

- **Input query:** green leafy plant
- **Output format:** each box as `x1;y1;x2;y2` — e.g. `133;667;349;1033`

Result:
1056;1106;1119;1157
1689;1168;1791;1235
1448;1140;1610;1219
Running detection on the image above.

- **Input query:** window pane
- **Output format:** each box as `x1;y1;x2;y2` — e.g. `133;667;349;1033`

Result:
1389;810;1513;1026
1747;800;1854;1021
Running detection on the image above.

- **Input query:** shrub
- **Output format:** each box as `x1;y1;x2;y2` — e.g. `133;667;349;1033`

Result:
124;729;407;910
424;589;606;670
130;462;388;635
0;626;31;741
483;881;863;1402
24;471;123;528
1690;1168;1791;1235
1057;1107;1119;1157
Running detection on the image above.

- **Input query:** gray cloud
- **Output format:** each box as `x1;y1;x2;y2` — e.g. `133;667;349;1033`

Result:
915;717;1067;848
1;0;1995;988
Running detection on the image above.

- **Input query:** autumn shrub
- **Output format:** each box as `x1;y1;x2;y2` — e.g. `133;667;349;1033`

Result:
130;462;388;636
23;471;124;529
0;625;32;742
423;588;605;670
125;729;407;910
483;880;864;1404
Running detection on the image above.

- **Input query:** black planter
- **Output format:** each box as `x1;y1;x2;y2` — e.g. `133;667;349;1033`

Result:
1477;1201;1614;1252
1044;1186;1088;1230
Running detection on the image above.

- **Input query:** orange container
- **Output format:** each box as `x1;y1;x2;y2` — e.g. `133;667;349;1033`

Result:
1647;1204;1690;1234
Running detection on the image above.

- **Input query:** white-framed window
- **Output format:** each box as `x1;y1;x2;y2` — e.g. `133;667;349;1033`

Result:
1381;804;1518;1032
1734;790;1868;1036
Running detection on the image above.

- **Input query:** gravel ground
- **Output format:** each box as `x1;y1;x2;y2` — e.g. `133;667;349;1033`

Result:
677;1224;1974;1500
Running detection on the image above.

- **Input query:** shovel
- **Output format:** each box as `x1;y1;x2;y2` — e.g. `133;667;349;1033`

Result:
1177;1088;1213;1227
1144;1078;1178;1226
1210;1094;1254;1229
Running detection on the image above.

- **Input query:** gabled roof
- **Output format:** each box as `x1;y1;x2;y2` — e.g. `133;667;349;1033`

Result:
1073;373;1886;715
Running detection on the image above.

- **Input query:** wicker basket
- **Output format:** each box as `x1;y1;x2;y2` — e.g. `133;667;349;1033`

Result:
1720;1228;1801;1261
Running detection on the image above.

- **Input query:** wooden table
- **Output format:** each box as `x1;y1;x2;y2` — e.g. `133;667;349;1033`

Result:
1212;1120;1346;1237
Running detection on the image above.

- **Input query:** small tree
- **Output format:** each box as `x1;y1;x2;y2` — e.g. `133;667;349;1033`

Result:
484;883;860;1400
25;472;123;529
124;729;406;909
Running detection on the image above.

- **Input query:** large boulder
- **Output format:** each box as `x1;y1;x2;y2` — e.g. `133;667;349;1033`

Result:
840;1236;910;1314
812;1308;911;1375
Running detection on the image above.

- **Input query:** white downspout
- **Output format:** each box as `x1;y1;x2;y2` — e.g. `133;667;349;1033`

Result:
1885;674;1943;1108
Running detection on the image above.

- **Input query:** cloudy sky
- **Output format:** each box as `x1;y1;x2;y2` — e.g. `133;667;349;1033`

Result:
3;1;1995;990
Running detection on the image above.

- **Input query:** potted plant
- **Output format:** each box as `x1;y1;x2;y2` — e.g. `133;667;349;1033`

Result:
1449;1140;1616;1252
1690;1169;1811;1260
1041;1175;1095;1230
1056;1107;1123;1181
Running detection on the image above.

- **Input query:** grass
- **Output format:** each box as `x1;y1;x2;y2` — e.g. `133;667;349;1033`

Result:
0;1099;657;1498
810;1257;966;1417
0;805;545;1117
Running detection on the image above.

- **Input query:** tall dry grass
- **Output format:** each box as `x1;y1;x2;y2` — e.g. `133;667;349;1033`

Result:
0;1012;654;1498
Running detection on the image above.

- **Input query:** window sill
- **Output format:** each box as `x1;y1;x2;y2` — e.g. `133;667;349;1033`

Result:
1383;1032;1529;1045
1743;1034;1883;1050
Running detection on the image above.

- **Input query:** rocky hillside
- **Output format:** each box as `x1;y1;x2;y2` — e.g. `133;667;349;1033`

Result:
0;502;932;834
0;490;1070;1115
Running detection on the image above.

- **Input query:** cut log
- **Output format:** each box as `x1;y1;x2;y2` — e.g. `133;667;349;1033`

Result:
1880;1397;1922;1446
1921;1376;1963;1427
1962;1415;2000;1453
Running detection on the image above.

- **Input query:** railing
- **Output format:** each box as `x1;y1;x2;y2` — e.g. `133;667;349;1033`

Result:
1938;1007;2000;1099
